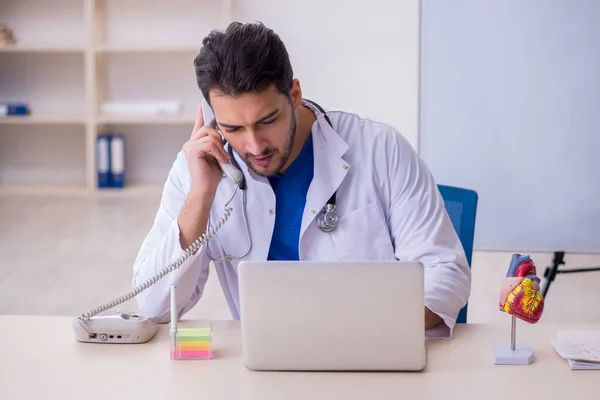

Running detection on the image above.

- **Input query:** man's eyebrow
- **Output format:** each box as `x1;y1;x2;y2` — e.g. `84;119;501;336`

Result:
217;109;279;129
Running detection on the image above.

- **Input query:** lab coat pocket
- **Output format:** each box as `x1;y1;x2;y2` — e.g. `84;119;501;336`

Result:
330;202;395;261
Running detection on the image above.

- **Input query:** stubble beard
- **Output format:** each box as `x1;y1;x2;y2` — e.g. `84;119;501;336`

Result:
245;108;297;178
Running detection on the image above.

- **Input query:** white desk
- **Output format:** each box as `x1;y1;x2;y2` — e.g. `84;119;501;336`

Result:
0;315;598;399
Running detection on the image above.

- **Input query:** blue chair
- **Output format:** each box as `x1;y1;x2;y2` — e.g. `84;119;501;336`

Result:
437;184;478;323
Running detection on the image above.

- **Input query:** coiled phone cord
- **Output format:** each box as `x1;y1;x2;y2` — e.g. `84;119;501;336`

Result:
76;185;239;323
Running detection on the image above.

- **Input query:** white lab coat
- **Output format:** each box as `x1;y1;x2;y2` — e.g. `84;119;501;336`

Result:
132;100;471;339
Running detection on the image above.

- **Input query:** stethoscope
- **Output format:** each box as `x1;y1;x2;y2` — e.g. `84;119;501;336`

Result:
205;99;340;262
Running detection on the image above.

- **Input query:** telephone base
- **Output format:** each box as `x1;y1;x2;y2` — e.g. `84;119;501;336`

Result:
73;311;158;344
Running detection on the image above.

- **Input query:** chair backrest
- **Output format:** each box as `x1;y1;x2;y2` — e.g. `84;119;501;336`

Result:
437;184;478;323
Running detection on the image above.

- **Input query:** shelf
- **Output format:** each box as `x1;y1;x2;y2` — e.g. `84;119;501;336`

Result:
95;44;200;53
0;183;163;197
0;115;87;125
0;115;196;125
0;0;233;191
97;114;196;125
0;184;87;196
0;45;85;53
94;183;164;197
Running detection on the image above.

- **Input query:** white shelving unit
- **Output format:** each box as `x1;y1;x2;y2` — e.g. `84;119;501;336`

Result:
0;0;233;194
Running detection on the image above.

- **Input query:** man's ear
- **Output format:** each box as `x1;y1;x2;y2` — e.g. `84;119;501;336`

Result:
290;79;303;109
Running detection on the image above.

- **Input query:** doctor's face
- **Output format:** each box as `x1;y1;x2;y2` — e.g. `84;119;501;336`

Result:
209;84;299;177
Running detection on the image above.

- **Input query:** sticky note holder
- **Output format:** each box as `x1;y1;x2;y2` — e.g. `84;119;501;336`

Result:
170;324;213;360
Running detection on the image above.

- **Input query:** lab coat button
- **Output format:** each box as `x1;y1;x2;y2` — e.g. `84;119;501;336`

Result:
269;209;274;215
343;164;349;170
310;209;316;215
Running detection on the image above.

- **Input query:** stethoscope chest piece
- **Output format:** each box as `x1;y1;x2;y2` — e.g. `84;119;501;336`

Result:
317;204;340;233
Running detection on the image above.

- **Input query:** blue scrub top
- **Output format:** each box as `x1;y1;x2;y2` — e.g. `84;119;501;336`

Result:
267;133;314;260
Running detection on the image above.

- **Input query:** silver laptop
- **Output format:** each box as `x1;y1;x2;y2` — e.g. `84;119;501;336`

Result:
238;260;426;371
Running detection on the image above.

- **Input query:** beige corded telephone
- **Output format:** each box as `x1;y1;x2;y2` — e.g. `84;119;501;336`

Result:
72;100;242;344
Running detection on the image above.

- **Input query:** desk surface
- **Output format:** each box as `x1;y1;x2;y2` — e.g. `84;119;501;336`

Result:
0;315;598;400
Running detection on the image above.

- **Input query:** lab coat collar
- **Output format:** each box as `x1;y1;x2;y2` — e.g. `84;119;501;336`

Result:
299;100;351;240
301;99;349;158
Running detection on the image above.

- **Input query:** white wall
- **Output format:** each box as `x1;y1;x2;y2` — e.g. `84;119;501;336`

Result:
234;0;420;148
419;0;600;254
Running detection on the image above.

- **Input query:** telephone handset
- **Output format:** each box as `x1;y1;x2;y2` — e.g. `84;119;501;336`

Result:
200;100;244;186
72;100;243;344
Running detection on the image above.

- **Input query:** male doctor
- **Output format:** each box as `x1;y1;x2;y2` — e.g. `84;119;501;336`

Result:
132;22;471;339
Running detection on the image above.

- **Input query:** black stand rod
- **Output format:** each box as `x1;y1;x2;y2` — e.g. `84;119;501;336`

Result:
553;267;600;274
542;251;565;298
542;251;600;298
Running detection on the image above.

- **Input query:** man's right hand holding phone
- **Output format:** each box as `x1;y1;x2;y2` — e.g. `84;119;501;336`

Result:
177;104;231;250
183;104;231;196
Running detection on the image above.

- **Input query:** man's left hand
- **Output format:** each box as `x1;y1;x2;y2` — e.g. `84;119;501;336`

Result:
425;307;443;329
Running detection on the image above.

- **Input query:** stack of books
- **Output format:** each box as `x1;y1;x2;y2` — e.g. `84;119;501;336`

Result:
100;100;183;116
0;25;16;47
0;102;30;117
96;134;126;188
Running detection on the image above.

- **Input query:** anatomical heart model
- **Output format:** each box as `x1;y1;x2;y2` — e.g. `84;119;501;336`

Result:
499;254;544;323
493;254;545;365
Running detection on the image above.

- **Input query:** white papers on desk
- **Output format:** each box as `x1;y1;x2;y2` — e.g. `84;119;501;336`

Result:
552;330;600;370
100;100;183;116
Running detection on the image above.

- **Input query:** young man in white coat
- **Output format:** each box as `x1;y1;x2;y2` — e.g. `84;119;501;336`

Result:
132;21;471;339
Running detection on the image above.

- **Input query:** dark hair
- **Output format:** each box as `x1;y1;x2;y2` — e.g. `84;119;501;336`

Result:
194;22;294;104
